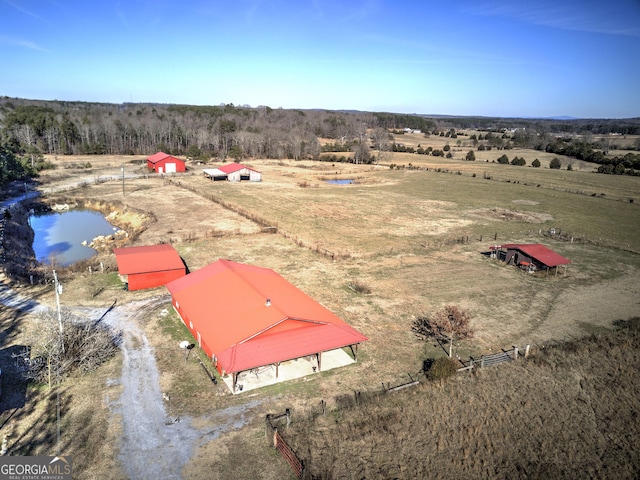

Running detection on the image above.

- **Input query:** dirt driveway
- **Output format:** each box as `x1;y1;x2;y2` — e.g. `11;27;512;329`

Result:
0;286;260;479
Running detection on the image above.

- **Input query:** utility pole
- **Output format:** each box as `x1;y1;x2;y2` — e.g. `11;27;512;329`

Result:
53;269;64;352
52;269;63;449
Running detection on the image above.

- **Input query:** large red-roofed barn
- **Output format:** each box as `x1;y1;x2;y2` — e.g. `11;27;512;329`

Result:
146;152;186;174
114;244;186;290
165;259;367;392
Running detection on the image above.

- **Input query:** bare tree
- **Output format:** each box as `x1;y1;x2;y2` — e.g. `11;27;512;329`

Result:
370;127;392;163
412;305;474;357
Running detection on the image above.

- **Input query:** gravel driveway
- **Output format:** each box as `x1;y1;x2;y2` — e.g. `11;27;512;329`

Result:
0;286;258;479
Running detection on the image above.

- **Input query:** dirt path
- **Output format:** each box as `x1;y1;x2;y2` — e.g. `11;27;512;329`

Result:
0;287;259;479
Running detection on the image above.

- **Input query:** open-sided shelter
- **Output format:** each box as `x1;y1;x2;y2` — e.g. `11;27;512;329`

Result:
490;243;570;275
146;152;186;174
202;163;261;182
165;259;367;392
114;244;186;290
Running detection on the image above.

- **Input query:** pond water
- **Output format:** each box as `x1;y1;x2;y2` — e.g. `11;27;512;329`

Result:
325;179;354;185
30;210;117;266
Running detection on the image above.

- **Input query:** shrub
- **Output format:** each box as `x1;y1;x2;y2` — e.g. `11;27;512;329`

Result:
348;281;371;294
532;158;541;168
425;357;458;381
550;157;562;169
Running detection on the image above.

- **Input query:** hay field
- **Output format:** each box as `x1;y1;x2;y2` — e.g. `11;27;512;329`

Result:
7;151;640;478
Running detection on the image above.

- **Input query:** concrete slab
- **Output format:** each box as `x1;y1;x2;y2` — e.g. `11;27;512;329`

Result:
221;348;355;394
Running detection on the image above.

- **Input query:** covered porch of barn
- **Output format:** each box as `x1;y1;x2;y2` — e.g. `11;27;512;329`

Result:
221;345;360;394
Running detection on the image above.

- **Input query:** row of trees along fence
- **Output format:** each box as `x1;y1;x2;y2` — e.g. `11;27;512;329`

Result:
265;410;307;480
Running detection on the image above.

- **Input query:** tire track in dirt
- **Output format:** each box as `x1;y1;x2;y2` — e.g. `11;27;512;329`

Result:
101;296;264;479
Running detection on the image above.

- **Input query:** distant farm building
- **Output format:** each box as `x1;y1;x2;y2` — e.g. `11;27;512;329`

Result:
490;243;570;275
114;244;186;290
146;152;186;174
165;259;367;393
202;163;262;182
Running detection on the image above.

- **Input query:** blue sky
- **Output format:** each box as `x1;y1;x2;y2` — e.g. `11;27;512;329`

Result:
1;0;639;118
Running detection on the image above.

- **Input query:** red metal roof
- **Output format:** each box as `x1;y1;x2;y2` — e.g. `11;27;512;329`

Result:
147;152;184;164
218;163;260;174
113;244;185;274
499;243;571;267
165;259;367;374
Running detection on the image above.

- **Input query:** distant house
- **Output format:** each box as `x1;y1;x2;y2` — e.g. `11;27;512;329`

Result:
165;259;367;392
202;163;262;182
114;244;186;290
146;152;186;174
490;243;570;275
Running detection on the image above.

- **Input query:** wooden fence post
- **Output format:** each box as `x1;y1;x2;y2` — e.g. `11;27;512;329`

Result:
265;414;272;444
513;347;518;360
525;344;530;358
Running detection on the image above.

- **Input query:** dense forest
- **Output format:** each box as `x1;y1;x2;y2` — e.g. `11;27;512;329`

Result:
1;97;640;189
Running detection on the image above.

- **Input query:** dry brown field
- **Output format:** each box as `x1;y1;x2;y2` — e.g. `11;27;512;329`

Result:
1;149;640;478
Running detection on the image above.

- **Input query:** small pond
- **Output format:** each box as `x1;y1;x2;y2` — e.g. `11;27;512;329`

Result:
30;210;117;266
325;179;354;185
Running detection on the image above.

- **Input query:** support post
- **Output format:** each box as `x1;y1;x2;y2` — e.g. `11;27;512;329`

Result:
525;344;530;358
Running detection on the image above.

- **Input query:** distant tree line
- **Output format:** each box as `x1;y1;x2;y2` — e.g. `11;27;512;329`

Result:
432;115;640;136
0;98;432;164
2;97;639;176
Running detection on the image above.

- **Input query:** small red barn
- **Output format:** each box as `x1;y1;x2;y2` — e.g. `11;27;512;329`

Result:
490;243;570;275
114;244;186;290
146;152;186;174
165;259;367;392
203;163;262;182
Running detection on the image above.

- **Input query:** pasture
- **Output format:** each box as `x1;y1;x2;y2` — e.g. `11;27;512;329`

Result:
3;142;640;478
